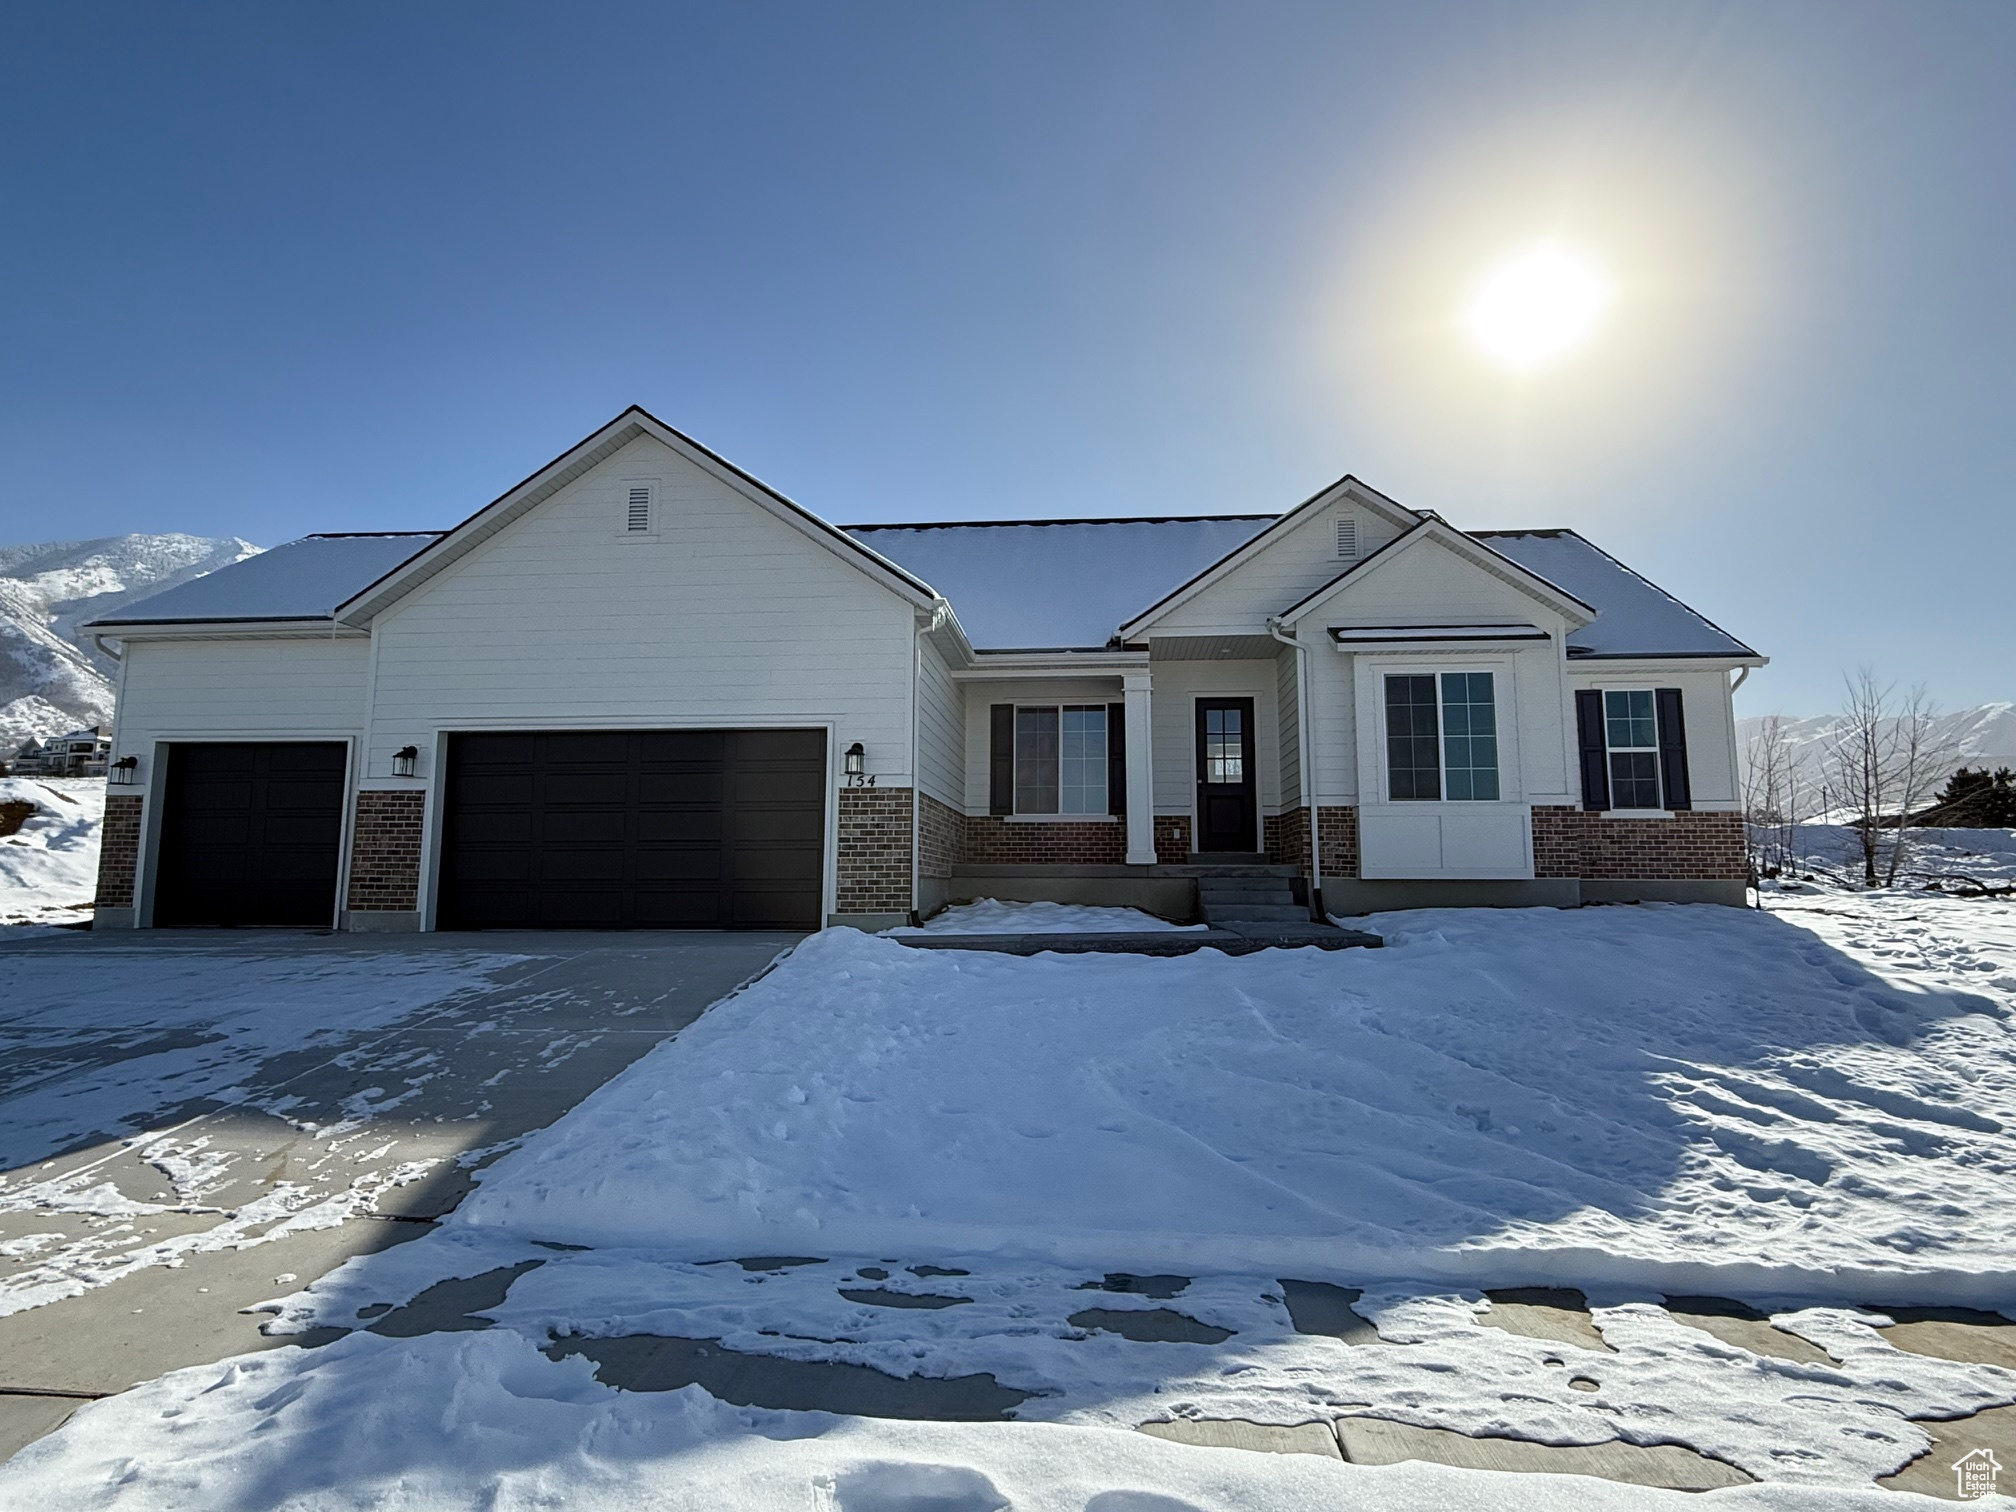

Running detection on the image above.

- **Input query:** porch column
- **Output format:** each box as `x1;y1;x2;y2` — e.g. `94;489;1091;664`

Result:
1122;669;1156;865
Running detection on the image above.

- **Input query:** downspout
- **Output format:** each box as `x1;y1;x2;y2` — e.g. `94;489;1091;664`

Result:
88;632;121;663
1267;617;1320;920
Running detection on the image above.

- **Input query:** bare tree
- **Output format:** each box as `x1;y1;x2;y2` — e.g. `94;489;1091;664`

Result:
1741;713;1801;882
1885;685;1954;886
1821;670;1957;887
1828;669;1892;886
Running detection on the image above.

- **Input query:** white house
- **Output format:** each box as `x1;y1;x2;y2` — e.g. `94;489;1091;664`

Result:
85;407;1762;932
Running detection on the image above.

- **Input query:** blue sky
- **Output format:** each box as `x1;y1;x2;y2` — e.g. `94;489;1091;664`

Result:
0;2;2008;714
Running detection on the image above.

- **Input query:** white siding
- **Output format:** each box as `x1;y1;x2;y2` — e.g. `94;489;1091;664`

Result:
961;678;1124;814
1148;502;1406;635
1567;666;1739;809
363;435;919;785
1149;660;1281;814
115;637;369;751
916;639;965;808
1276;645;1301;807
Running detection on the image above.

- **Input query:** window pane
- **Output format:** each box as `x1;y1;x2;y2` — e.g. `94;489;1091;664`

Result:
1014;706;1059;813
1204;705;1244;783
1385;675;1441;801
1060;706;1108;814
1440;672;1499;801
1609;750;1661;809
1605;689;1656;750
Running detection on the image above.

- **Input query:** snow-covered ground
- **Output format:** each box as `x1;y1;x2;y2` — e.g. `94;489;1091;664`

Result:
889;898;1206;933
0;776;103;926
1765;822;2016;892
7;892;2015;1506
445;906;2016;1299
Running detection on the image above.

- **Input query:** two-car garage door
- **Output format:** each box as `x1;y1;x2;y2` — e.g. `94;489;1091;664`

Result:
150;730;827;930
437;729;826;930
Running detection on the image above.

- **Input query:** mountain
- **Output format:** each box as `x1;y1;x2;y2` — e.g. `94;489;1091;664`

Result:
1737;703;2016;794
0;535;261;750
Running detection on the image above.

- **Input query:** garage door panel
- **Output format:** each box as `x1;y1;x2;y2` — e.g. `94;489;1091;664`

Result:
440;729;824;930
636;771;724;805
457;773;537;807
154;742;346;927
633;851;727;882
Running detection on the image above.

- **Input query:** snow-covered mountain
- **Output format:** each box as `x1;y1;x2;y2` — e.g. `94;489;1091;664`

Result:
1738;703;2016;790
0;536;261;749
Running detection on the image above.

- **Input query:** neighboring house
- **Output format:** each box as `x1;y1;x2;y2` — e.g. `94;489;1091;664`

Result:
83;407;1762;932
11;728;111;778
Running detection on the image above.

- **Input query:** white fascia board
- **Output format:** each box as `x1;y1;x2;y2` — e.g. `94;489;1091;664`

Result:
333;407;941;627
953;650;1149;681
1116;475;1420;640
84;619;371;642
1282;519;1597;629
1567;654;1770;670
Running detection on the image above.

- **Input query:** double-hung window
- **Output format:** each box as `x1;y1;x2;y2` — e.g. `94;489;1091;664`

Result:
1603;690;1662;809
1015;705;1108;814
1385;672;1500;801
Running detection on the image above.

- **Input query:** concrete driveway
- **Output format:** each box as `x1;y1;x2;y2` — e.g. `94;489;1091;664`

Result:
0;927;800;1461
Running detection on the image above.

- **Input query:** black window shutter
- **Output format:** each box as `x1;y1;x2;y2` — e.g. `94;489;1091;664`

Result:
1107;702;1127;815
1655;688;1691;811
989;704;1015;815
1575;689;1610;811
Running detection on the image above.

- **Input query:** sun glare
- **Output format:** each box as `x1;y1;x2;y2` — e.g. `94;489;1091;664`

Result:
1463;244;1612;371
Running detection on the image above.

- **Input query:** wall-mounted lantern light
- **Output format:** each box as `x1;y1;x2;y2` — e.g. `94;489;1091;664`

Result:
109;755;139;786
843;742;865;779
392;745;420;779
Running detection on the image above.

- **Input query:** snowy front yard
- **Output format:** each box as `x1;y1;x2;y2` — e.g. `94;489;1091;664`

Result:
5;895;2015;1507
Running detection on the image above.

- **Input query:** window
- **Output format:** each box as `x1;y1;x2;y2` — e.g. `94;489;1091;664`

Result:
1015;705;1107;814
1604;689;1662;809
1385;672;1500;802
1202;705;1244;782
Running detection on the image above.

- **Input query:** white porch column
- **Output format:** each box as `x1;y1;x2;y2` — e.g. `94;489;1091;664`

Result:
1122;669;1156;865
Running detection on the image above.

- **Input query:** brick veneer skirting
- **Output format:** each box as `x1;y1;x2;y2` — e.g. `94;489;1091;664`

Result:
838;786;914;915
95;793;144;909
963;815;1127;866
918;793;963;880
1153;815;1190;864
347;790;426;912
1532;806;1745;880
1268;805;1359;876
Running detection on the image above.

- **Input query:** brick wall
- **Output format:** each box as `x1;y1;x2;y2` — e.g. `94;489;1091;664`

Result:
1532;806;1745;880
1269;806;1360;876
347;790;426;912
1154;815;1190;864
918;793;963;880
95;793;144;910
964;815;1127;866
837;786;914;915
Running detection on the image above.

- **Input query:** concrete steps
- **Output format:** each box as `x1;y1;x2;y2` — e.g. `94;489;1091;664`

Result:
1195;865;1311;928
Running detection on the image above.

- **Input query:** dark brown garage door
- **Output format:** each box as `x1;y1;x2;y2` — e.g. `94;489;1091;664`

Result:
438;729;825;930
154;742;348;927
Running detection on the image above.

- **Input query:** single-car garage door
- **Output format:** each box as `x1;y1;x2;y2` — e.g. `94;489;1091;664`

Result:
154;742;348;927
439;729;825;930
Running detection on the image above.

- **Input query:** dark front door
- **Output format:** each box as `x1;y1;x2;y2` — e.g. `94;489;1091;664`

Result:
154;742;347;926
1194;698;1257;853
438;728;825;930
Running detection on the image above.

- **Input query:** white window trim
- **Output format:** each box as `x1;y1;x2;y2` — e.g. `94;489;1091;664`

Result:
1011;701;1111;817
1596;686;1665;812
1376;664;1514;806
616;477;662;540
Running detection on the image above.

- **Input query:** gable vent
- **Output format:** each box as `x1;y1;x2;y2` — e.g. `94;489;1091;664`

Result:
626;486;652;533
1335;516;1358;560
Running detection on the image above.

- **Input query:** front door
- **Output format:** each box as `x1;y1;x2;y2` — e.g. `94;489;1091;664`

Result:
1194;698;1257;853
